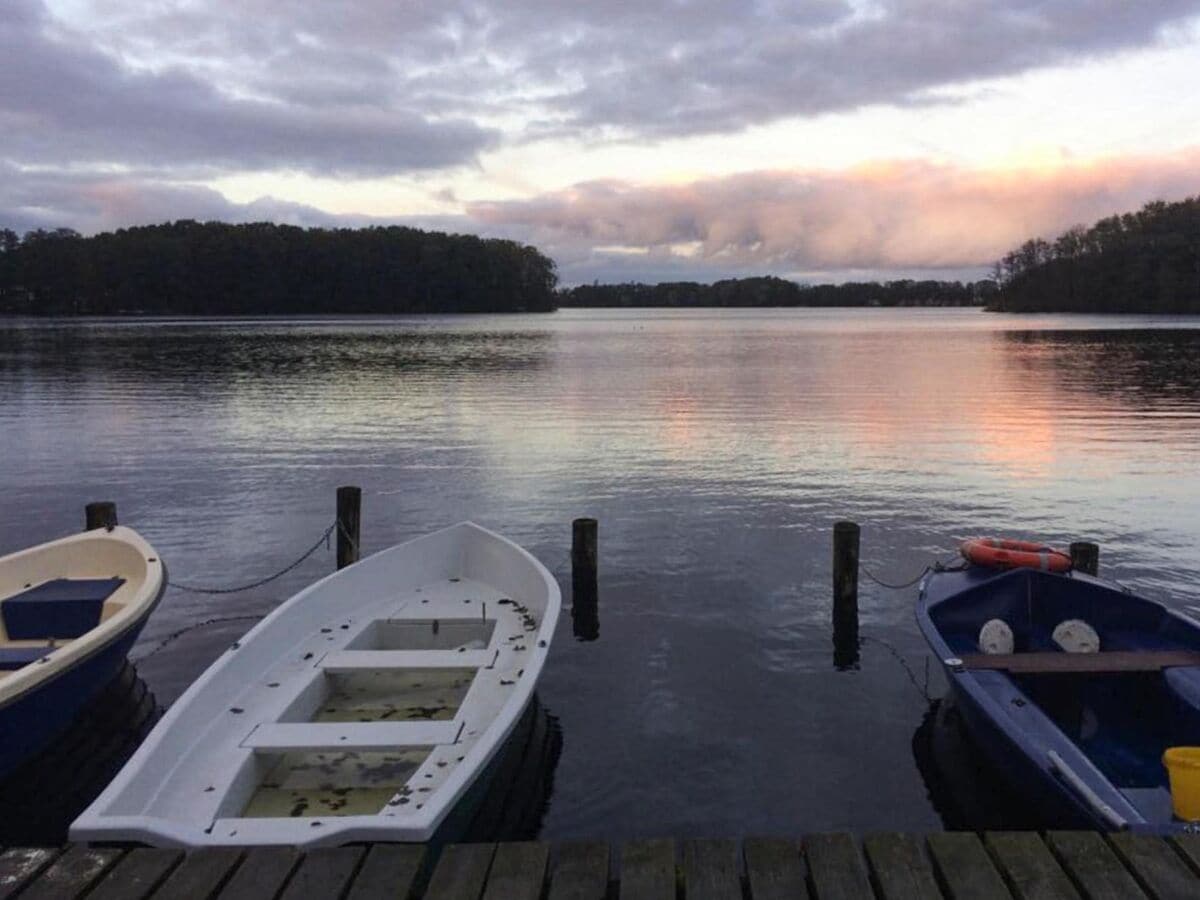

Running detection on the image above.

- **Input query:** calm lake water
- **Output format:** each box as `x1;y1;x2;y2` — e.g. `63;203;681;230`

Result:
3;307;1200;838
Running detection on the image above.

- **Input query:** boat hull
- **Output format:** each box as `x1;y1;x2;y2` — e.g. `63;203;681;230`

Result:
942;676;1098;829
0;603;157;776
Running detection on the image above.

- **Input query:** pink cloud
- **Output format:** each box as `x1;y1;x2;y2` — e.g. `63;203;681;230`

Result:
468;149;1200;272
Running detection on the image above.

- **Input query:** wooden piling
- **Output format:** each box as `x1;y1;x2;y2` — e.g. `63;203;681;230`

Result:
1070;541;1099;576
833;521;860;667
571;518;599;641
85;501;118;532
336;486;362;570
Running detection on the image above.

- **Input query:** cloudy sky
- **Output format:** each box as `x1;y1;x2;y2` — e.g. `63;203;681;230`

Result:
4;0;1200;284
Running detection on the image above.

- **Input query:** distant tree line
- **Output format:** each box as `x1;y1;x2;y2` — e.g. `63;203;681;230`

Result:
990;197;1200;313
0;221;558;315
559;276;993;308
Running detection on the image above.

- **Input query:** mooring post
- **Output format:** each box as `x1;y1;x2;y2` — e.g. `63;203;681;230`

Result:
336;486;362;570
1070;541;1099;576
85;501;118;532
833;520;861;667
571;517;599;641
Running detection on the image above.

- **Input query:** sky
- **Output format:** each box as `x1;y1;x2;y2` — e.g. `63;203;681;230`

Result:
3;0;1200;285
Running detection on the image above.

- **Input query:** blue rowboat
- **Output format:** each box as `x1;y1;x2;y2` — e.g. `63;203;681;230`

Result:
918;560;1200;832
0;526;166;777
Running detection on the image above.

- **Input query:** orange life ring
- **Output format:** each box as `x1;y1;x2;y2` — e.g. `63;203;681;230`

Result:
960;538;1073;573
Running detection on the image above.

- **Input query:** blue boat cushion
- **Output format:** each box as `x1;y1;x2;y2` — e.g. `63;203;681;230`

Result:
2;577;124;640
0;647;50;671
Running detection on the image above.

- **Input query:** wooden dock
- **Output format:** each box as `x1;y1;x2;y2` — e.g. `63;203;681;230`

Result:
3;832;1200;899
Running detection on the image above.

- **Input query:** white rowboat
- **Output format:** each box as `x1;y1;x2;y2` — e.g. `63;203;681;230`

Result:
71;522;560;847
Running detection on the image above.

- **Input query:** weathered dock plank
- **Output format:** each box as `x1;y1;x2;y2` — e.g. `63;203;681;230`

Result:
984;832;1079;900
804;832;872;900
1108;832;1199;900
88;848;182;900
620;839;676;900
279;846;365;900
424;842;496;900
0;847;60;900
216;847;300;900
345;844;427;900
10;833;1200;898
927;832;1012;900
153;847;242;899
743;838;808;900
682;838;741;900
1169;834;1200;875
863;832;942;900
1044;832;1148;900
17;845;122;900
481;841;549;900
548;842;610;900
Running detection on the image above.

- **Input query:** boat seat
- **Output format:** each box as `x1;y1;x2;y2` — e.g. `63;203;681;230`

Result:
0;646;50;671
319;649;493;671
960;650;1200;674
2;577;124;640
241;721;461;751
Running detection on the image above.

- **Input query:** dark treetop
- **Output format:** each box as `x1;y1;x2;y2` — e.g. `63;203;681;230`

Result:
991;195;1200;313
0;221;558;315
558;276;993;308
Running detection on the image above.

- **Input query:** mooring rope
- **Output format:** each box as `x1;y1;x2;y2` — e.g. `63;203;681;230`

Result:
168;522;338;595
335;519;360;557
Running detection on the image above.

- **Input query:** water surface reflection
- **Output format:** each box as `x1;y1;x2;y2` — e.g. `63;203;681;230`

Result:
2;309;1199;837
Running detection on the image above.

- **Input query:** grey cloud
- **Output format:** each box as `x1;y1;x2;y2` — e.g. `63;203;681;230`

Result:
66;0;1200;144
0;164;373;234
1;0;495;176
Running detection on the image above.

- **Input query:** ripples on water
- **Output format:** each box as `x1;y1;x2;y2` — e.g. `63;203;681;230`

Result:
2;308;1199;837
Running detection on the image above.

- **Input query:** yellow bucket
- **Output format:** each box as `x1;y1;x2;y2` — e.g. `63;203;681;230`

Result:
1163;747;1200;821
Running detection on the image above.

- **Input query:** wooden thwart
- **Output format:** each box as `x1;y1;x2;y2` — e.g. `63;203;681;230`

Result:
958;650;1200;674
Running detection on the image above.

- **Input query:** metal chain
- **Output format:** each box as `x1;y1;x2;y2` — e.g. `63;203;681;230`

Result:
134;614;265;660
861;634;933;703
860;555;966;590
169;522;337;594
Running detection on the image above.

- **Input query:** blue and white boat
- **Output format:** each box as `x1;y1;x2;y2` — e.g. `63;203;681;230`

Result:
0;526;166;777
918;551;1200;831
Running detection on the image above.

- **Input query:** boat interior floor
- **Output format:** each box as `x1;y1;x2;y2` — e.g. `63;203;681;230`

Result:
1000;668;1200;820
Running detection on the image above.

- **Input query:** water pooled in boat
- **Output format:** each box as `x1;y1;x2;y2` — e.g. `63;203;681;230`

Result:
242;749;429;817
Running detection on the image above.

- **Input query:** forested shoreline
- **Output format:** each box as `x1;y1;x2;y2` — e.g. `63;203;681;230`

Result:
0;222;993;315
6;198;1200;317
0;221;559;315
991;197;1200;313
560;276;992;308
